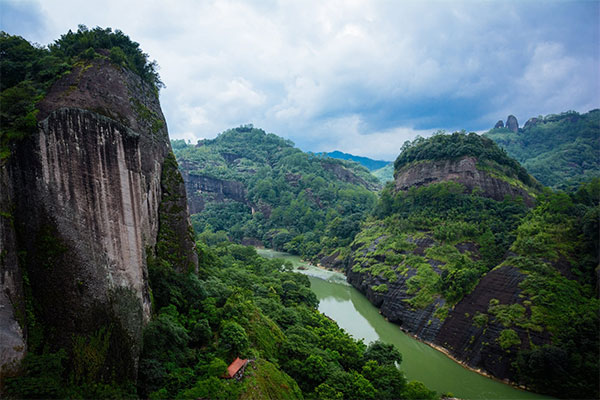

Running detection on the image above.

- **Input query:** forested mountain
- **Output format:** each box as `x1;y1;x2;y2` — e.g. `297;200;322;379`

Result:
372;163;394;183
340;132;599;399
3;25;598;400
1;29;438;400
316;150;390;171
173;128;381;262
485;110;600;190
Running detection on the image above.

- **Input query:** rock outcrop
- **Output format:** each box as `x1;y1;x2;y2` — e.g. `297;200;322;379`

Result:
347;241;550;383
180;167;247;214
523;117;540;130
394;156;535;206
0;168;25;379
494;120;504;129
0;58;197;380
436;265;548;379
505;115;519;132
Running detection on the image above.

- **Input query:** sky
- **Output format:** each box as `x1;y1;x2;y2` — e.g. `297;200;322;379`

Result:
1;0;599;160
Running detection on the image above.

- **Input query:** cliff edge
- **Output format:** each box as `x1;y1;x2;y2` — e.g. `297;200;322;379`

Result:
0;54;197;382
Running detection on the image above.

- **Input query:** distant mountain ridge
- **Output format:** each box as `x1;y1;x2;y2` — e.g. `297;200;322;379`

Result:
485;109;599;189
317;150;391;171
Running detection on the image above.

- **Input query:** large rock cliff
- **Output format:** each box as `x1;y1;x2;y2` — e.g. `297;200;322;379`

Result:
394;156;535;206
0;58;197;380
180;164;247;214
345;132;552;387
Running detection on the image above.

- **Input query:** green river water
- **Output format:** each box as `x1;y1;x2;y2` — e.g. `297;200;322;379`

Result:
257;248;550;400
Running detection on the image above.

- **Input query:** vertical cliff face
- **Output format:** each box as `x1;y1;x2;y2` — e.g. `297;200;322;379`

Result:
0;58;197;380
0;168;25;378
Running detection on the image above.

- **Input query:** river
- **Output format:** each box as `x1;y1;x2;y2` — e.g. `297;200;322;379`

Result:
256;248;549;400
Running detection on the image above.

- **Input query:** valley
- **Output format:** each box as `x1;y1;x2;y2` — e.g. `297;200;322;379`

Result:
1;22;598;400
257;248;549;400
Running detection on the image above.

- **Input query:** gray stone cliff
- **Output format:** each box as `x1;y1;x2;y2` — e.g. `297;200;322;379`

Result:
394;156;535;206
0;58;197;381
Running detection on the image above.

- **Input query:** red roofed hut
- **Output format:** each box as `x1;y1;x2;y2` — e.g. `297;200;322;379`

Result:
224;357;249;380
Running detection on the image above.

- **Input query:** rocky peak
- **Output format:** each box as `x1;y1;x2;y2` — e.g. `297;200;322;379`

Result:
494;120;504;129
523;117;540;130
505;115;519;132
1;57;197;380
394;156;535;206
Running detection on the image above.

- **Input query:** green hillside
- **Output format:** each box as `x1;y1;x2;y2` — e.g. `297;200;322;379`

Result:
347;132;599;399
173;126;381;262
1;29;437;400
485;110;600;189
372;163;394;183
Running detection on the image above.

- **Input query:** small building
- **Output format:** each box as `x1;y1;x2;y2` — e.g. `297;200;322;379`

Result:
224;357;249;380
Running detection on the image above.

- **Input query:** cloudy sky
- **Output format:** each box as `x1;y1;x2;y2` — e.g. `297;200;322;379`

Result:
2;0;599;160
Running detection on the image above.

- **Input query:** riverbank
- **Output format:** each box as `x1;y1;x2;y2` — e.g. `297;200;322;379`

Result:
397;326;538;394
256;247;550;399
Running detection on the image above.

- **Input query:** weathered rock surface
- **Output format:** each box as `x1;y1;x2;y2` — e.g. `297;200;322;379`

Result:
319;250;345;270
494;120;504;129
347;246;550;382
347;264;446;343
506;115;519;132
1;58;197;381
0;168;26;379
180;167;247;214
394;156;535;206
436;265;548;380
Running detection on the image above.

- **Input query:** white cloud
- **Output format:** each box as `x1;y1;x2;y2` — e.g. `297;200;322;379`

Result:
3;0;599;159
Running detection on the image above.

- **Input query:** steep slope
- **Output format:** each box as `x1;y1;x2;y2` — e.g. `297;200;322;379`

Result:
173;128;381;261
0;29;197;388
485;110;600;189
346;132;598;399
1;29;438;400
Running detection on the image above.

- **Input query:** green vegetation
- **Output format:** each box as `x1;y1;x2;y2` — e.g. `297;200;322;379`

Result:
372;162;394;183
0;27;162;161
497;329;521;350
394;131;538;188
7;223;436;399
137;233;435;399
353;179;528;309
173;127;380;262
485;110;600;190
350;131;599;399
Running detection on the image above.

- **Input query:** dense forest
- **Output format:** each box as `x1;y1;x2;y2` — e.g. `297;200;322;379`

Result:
173;128;381;262
2;26;599;400
6;237;438;399
485;110;600;190
1;29;439;400
347;132;599;399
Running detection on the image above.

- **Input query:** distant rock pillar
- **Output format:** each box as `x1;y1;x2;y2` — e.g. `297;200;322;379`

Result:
506;115;519;132
494;120;504;129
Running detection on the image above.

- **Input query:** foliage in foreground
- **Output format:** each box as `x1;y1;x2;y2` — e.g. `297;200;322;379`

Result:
6;236;438;400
